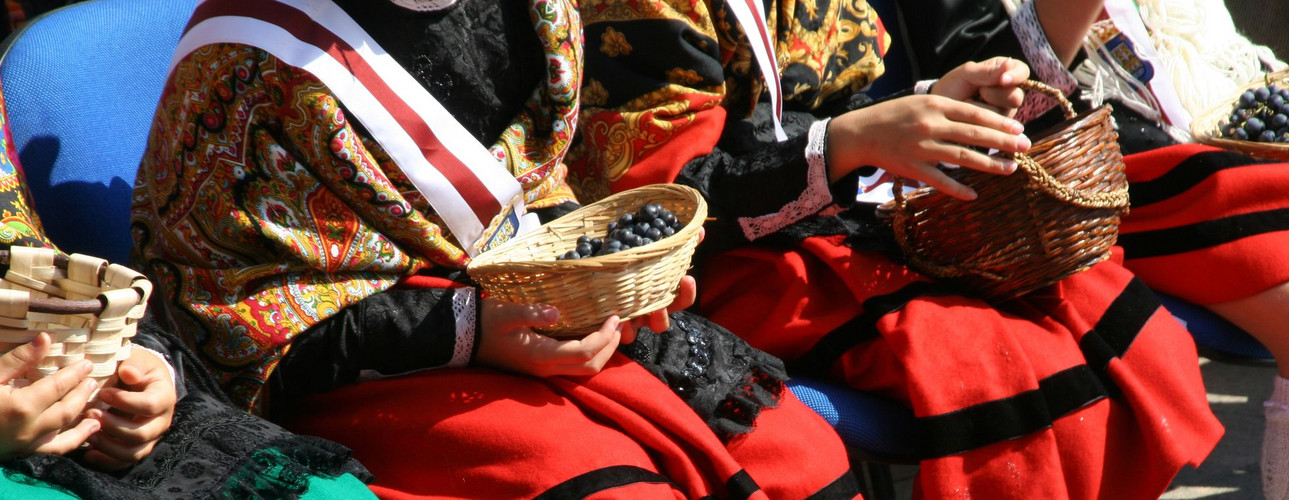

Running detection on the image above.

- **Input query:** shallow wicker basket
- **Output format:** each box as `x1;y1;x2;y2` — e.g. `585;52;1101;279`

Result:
0;246;151;400
467;184;706;336
1192;68;1289;160
879;80;1130;302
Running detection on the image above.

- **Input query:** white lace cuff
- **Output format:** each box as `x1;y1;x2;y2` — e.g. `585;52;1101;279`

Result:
914;79;937;95
389;0;459;12
450;287;477;368
736;119;835;241
1013;0;1078;122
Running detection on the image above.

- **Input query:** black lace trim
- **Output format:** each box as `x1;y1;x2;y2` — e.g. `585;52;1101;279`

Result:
620;311;788;442
5;391;370;499
758;202;905;260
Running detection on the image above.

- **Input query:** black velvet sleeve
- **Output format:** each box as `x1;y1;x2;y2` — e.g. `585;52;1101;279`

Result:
676;87;918;257
889;0;1026;81
269;286;466;401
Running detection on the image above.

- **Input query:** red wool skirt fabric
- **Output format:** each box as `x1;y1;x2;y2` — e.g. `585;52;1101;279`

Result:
699;143;1271;499
283;356;857;499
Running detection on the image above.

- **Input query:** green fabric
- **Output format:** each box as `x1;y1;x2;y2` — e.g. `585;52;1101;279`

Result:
301;473;376;500
0;466;78;499
219;448;375;499
0;464;373;500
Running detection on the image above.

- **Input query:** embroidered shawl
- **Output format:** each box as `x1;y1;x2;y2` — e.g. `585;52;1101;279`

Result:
132;0;581;409
569;0;890;201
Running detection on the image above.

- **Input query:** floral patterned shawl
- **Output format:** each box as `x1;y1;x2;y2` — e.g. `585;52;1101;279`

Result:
132;0;581;409
569;0;890;201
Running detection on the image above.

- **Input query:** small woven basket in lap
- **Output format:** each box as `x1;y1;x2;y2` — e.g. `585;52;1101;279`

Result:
467;184;706;336
1191;68;1289;160
0;246;151;401
879;80;1130;302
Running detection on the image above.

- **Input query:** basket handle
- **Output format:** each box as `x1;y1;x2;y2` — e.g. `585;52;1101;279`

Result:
892;79;1126;209
1017;80;1075;119
0;249;141;314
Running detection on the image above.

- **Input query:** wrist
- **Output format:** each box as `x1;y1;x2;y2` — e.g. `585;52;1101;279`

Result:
826;113;868;183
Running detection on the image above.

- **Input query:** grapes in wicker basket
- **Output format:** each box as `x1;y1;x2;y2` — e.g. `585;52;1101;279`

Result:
1220;83;1289;143
555;203;685;260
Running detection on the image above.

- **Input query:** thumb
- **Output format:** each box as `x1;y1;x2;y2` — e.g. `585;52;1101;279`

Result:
0;332;50;383
936;58;1028;100
117;363;147;387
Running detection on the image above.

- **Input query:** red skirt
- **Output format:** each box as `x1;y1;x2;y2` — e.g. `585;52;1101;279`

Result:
698;143;1263;499
281;355;857;499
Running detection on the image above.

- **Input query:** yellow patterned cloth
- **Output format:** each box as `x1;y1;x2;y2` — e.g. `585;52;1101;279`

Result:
569;0;890;201
0;83;53;250
132;0;581;409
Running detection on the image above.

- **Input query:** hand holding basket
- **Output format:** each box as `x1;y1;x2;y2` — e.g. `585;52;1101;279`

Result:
880;81;1130;301
0;246;151;401
467;184;706;336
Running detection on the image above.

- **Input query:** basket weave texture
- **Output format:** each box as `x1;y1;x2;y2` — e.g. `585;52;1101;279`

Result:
467;184;706;336
1192;68;1289;160
0;246;152;399
881;80;1130;301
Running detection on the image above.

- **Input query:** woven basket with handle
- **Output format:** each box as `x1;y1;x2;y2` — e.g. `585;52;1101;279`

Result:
0;246;151;402
879;80;1130;302
467;184;706;336
1192;68;1289;161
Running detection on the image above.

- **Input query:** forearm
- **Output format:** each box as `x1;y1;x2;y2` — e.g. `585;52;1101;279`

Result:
269;286;477;400
1033;0;1103;66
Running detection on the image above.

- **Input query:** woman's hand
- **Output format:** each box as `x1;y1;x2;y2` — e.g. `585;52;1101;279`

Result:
82;348;177;471
474;275;698;378
474;300;625;378
827;58;1033;200
620;275;697;344
0;332;101;461
932;56;1031;116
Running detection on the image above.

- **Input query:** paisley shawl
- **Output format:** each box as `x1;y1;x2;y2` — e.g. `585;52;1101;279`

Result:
569;0;890;201
132;0;582;409
0;83;54;250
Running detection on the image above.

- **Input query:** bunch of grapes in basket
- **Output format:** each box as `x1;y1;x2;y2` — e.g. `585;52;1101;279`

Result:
1221;83;1289;143
556;203;685;260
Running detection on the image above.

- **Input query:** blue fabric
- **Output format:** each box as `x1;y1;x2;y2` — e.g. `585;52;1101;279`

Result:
1156;292;1273;360
786;376;918;459
0;0;199;263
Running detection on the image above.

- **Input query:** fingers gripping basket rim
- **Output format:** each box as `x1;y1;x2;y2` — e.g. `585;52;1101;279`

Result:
1191;68;1289;160
0;246;153;402
467;184;707;336
882;80;1131;301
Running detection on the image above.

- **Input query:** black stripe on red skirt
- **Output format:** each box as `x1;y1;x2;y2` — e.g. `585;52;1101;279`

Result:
1118;207;1289;259
788;281;957;375
1127;150;1267;207
806;469;865;499
916;278;1158;457
534;465;679;499
725;470;760;499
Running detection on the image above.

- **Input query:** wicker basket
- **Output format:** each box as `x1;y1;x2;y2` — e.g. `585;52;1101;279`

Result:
1192;68;1289;160
879;80;1130;302
467;184;706;336
0;246;152;401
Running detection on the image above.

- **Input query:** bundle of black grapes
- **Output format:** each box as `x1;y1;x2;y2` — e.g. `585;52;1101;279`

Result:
556;203;685;260
1220;83;1289;143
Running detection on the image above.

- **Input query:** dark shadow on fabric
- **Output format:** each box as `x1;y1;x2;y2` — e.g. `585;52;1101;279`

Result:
18;135;135;263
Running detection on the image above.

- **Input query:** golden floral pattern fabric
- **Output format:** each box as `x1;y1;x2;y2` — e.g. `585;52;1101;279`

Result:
569;0;890;201
0;84;52;250
132;0;582;409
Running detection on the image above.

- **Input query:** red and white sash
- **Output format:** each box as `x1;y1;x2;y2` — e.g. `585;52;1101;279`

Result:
725;0;786;141
170;0;539;256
